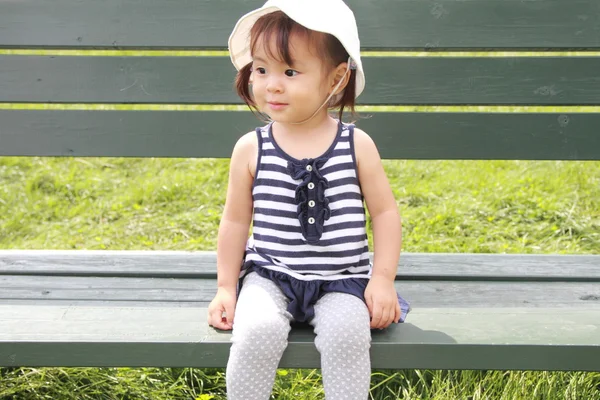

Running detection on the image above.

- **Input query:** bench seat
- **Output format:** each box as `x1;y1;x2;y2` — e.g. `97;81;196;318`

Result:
1;250;599;371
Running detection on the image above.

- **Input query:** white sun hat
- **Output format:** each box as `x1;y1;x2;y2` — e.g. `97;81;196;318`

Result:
228;0;365;98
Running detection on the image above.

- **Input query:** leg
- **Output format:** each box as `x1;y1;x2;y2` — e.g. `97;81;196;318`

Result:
311;292;372;400
226;272;292;400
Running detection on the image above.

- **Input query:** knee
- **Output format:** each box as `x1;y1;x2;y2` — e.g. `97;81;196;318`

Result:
315;318;371;354
231;314;290;352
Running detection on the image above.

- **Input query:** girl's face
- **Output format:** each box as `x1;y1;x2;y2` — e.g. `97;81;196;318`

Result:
251;32;334;124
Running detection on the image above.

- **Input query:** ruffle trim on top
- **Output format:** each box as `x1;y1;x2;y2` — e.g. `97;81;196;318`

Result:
286;157;331;244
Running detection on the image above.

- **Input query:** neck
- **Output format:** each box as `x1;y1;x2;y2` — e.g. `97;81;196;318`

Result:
274;110;335;136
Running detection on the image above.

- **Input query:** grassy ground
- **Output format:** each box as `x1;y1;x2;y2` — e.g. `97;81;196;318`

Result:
1;157;599;399
1;157;598;252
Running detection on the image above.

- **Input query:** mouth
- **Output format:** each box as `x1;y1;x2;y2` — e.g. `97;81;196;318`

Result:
267;102;288;110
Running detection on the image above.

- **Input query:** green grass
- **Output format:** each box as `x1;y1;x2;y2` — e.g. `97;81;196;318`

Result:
1;157;599;399
1;367;599;400
1;158;598;253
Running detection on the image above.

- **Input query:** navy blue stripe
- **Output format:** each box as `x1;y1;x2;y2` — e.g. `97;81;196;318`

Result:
320;162;355;176
254;207;297;219
254;233;367;247
257;166;358;187
329;148;353;158
262;148;351;159
328;177;358;188
329;207;365;217
254;192;361;206
254;206;365;220
323;220;366;232
261;149;282;158
253;219;300;233
252;219;366;233
260;160;355;177
328;192;363;203
254;245;369;259
254;193;295;204
245;253;371;273
259;163;289;175
254;178;297;191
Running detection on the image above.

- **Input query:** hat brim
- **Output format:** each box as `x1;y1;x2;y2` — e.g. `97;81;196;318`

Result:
229;6;281;71
228;6;365;98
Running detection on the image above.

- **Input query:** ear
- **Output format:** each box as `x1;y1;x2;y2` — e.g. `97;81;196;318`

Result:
329;62;351;95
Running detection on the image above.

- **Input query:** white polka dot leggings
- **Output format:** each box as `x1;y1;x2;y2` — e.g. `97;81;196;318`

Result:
226;272;372;400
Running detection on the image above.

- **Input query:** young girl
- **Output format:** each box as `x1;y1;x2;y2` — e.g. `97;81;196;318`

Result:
208;1;410;398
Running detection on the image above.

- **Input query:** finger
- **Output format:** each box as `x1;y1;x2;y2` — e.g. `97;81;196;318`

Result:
387;305;396;327
207;305;219;325
207;307;213;324
370;303;383;329
214;321;231;330
394;302;401;324
365;294;374;317
208;308;222;328
209;307;231;330
224;301;236;326
378;307;391;329
213;317;232;331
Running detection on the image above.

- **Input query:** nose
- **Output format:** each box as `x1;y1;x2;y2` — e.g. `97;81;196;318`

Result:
266;75;283;94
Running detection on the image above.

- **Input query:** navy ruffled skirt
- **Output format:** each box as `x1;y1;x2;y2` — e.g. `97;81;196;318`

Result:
240;264;411;325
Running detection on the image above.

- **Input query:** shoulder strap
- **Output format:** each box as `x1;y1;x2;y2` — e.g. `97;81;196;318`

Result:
347;123;359;172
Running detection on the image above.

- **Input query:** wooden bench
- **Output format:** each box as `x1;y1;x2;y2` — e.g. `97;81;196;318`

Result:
1;0;599;372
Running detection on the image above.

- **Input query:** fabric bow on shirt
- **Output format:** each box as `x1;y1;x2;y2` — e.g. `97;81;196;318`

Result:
287;157;331;244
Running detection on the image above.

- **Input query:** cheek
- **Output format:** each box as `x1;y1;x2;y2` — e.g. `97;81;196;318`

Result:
299;77;326;94
251;80;264;98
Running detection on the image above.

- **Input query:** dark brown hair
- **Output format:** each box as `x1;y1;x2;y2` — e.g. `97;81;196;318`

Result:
234;11;357;122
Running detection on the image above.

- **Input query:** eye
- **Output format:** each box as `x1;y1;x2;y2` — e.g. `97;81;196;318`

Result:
254;67;266;75
285;69;299;77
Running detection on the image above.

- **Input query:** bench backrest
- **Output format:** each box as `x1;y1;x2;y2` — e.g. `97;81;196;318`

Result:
1;0;599;160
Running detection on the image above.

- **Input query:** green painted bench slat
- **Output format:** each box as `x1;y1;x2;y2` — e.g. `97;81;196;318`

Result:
3;56;600;105
1;0;598;50
2;274;599;308
1;251;599;281
2;110;599;160
1;306;599;370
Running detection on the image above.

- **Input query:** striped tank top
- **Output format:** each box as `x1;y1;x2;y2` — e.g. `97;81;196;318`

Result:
240;120;411;323
242;120;371;282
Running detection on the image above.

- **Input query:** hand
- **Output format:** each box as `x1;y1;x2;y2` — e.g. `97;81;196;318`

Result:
207;286;237;330
364;275;401;329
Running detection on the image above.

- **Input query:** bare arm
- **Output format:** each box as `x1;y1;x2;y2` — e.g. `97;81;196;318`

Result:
354;128;402;328
208;131;256;329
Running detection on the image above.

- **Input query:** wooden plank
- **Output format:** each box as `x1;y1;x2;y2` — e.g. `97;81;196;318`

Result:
1;0;599;50
1;251;599;281
2;110;600;160
1;275;599;308
2;300;205;308
3;55;600;105
1;306;599;370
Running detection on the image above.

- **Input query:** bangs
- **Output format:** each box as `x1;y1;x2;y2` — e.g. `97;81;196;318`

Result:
249;11;323;67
